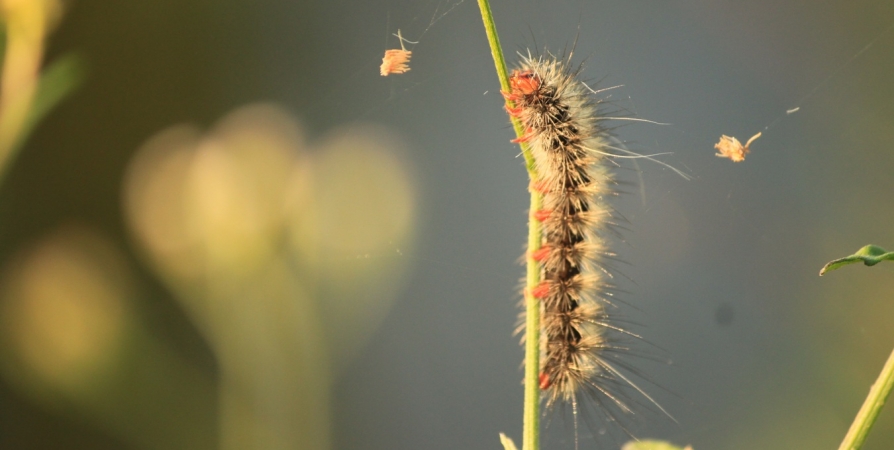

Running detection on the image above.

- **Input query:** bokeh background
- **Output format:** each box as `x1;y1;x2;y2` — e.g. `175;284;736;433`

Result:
1;0;893;449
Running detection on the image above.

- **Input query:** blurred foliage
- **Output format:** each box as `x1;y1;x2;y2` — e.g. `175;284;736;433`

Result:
0;0;422;430
22;52;85;149
0;0;81;181
0;1;420;448
123;103;417;449
0;225;218;449
0;100;418;449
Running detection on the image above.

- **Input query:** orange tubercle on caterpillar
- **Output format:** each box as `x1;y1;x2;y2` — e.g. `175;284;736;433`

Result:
502;72;541;106
501;89;522;104
531;246;551;262
511;129;536;143
530;180;550;194
531;282;550;299
503;71;546;144
539;372;551;390
508;70;541;95
503;103;524;117
502;71;543;143
533;209;551;222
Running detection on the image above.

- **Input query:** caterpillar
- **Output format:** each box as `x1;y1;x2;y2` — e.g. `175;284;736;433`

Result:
503;51;667;435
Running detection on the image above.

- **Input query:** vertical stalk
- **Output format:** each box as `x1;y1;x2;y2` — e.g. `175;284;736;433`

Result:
522;188;542;450
475;0;536;176
838;347;894;450
475;2;541;450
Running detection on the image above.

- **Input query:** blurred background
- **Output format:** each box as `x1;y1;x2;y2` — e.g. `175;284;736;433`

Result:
0;0;893;449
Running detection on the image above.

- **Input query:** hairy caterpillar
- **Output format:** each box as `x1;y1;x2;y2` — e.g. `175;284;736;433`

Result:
503;51;667;436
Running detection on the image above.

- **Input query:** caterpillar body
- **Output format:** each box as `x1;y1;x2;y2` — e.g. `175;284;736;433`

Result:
503;53;664;434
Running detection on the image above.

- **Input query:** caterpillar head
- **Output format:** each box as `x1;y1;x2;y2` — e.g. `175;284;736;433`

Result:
509;70;542;96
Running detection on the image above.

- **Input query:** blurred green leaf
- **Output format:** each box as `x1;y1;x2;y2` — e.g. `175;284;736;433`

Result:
622;440;691;450
19;53;86;143
819;245;894;276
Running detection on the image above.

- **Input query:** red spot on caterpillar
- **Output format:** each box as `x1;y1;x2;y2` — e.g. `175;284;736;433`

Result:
531;282;550;299
531;246;551;262
509;70;541;95
504;71;544;144
533;209;551;222
501;90;522;103
530;180;550;193
511;128;536;143
504;104;524;118
539;372;551;390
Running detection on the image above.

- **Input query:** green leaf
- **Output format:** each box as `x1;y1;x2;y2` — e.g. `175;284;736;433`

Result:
2;52;85;167
819;245;894;276
21;53;86;140
0;53;86;183
621;439;691;450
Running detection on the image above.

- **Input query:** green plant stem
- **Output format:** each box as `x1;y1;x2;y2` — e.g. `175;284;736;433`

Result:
838;346;894;450
475;0;535;175
475;2;541;450
521;188;542;450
